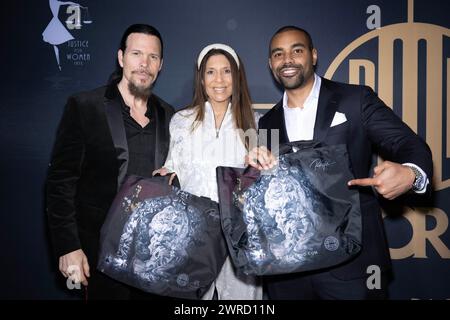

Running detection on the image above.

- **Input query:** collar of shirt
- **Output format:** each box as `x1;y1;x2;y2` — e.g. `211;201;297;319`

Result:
121;102;154;121
117;86;154;120
282;73;321;111
282;74;322;141
204;101;232;130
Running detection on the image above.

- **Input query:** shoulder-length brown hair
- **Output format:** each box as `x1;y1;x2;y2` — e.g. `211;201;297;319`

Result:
187;49;256;137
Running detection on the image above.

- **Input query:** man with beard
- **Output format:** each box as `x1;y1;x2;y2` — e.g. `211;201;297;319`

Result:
248;26;432;299
46;24;174;299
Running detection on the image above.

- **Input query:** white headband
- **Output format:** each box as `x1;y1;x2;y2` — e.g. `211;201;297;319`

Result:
197;43;240;70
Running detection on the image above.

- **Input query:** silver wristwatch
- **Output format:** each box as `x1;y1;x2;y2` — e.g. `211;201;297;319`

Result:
404;165;424;192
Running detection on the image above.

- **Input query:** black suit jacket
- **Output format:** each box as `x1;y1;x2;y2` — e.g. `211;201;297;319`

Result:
259;78;433;279
46;82;174;265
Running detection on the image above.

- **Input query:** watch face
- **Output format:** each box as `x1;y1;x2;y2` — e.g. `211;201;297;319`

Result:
416;176;424;187
411;167;423;190
414;179;420;188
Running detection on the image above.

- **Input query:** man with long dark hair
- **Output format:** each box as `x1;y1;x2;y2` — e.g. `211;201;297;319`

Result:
46;24;174;299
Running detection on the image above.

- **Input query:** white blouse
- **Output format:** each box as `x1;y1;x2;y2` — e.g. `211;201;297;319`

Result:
164;102;263;300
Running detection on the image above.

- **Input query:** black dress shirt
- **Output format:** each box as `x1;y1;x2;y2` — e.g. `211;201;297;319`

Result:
120;97;156;178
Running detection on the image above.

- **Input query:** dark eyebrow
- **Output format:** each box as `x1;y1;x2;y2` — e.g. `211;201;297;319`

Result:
271;43;307;55
270;47;283;55
291;43;307;49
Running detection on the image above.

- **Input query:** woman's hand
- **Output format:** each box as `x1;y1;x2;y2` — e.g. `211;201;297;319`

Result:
153;167;177;185
245;146;278;170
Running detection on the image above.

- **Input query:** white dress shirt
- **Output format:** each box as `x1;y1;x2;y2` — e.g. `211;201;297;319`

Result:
164;102;262;300
282;73;428;193
283;74;321;141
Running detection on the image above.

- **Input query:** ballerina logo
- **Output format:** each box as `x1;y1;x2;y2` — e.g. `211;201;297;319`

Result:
42;0;93;71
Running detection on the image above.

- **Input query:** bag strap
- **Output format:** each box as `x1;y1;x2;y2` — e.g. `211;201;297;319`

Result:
278;140;323;155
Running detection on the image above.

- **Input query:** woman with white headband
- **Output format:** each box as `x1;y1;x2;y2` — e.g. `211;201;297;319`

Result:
154;43;262;300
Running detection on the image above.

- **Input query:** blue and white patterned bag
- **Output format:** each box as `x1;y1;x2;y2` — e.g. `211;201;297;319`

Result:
216;142;362;276
98;175;227;299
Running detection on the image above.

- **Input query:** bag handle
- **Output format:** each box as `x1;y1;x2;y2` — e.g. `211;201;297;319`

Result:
278;140;323;155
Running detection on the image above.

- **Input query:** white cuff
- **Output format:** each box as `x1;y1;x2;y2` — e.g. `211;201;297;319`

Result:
402;163;429;194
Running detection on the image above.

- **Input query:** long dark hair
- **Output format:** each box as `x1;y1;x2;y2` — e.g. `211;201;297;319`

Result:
108;24;163;84
188;49;256;142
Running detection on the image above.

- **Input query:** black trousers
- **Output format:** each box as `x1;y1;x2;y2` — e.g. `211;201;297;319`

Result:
265;269;388;300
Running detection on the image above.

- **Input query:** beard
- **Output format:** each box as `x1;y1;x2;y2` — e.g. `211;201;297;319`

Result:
128;71;154;99
275;63;311;90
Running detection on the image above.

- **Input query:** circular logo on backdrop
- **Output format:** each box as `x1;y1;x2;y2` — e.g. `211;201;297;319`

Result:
324;0;450;193
324;236;339;251
177;274;189;287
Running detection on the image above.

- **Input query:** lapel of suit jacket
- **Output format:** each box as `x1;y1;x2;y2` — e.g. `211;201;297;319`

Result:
313;78;339;142
149;95;169;169
268;100;290;145
104;83;128;189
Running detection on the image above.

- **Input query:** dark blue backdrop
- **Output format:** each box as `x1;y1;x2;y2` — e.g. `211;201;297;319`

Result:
1;0;448;299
